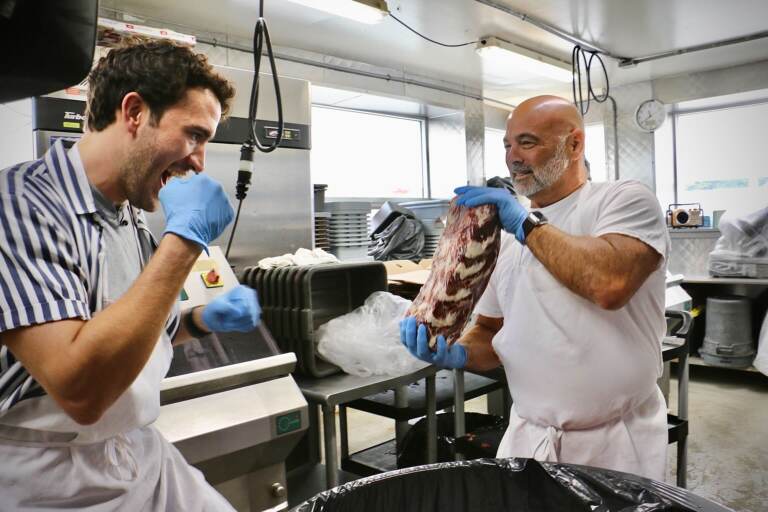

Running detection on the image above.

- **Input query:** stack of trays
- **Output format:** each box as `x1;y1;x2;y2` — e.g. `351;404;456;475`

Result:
325;201;372;261
314;212;331;250
240;262;387;378
400;200;451;258
421;217;446;258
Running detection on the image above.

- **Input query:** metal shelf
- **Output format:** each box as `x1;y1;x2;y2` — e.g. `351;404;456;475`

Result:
341;439;399;477
682;276;768;285
686;355;760;373
345;370;503;421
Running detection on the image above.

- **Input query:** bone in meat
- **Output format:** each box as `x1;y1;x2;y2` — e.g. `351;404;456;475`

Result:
406;199;501;347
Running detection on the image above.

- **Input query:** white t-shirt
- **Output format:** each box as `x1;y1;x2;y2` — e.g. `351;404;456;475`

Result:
475;180;670;429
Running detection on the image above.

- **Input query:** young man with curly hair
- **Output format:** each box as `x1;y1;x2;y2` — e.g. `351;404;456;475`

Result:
0;39;259;510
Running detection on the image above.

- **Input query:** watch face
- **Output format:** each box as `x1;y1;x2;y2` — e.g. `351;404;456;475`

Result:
635;99;666;132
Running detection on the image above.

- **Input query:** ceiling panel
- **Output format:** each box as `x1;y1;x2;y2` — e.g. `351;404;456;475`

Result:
494;0;768;57
105;0;768;102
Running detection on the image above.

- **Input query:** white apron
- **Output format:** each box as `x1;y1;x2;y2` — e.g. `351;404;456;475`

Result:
481;183;669;481
0;238;233;511
0;334;234;511
496;388;668;481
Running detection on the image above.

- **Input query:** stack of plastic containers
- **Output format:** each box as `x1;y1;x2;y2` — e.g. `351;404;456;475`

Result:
313;212;331;251
400;199;451;258
241;262;387;377
325;201;372;261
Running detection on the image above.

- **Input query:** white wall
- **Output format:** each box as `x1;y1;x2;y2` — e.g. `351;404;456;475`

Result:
0;99;34;169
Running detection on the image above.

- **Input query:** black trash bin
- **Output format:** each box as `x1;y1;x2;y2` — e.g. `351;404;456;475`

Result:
292;458;732;512
397;412;505;468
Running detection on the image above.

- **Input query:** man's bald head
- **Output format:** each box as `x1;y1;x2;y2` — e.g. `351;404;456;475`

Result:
508;95;584;135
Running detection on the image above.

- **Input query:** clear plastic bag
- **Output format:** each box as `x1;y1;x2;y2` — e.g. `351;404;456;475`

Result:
708;207;768;278
754;311;768;376
316;291;429;377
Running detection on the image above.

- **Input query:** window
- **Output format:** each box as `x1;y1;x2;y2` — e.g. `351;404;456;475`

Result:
584;123;607;182
484;127;508;181
655;91;768;219
676;103;767;217
310;106;425;198
0;99;33;169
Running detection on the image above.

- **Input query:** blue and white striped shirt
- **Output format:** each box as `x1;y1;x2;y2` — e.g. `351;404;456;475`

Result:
0;140;179;414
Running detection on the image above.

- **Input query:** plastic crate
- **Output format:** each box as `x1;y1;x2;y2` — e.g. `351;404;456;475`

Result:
241;262;387;377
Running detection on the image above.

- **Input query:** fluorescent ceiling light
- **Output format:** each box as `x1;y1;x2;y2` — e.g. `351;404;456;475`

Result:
476;37;572;83
285;0;389;24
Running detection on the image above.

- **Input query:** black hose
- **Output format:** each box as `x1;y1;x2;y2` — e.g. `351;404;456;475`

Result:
225;0;284;259
571;45;610;116
247;15;283;152
225;199;245;258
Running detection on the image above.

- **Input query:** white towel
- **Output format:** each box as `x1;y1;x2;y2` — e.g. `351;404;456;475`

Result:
257;248;339;270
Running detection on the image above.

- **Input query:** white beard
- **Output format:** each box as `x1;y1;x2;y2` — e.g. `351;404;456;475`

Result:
511;138;570;198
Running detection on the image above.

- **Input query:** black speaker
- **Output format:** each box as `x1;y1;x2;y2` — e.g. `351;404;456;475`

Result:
0;0;98;103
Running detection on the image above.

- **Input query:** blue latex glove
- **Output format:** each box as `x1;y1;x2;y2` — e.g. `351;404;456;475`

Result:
454;185;528;243
202;285;261;332
160;173;234;252
399;316;467;369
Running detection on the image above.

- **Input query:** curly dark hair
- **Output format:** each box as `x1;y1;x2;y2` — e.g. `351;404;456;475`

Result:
86;38;235;131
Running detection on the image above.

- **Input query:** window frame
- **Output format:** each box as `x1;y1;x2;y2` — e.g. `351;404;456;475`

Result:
668;96;768;209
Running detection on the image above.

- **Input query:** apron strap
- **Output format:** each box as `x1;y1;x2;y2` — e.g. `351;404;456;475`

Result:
103;432;139;482
0;423;77;444
532;425;563;462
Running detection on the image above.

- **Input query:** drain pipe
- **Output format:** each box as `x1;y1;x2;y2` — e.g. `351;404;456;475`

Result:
608;95;619;181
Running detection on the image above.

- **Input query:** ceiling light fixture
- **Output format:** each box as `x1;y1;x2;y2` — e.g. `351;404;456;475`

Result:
285;0;389;25
476;36;572;83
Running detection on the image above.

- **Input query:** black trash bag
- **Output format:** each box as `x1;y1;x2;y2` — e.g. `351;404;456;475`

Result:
368;215;425;261
453;422;508;460
292;458;732;512
397;412;503;468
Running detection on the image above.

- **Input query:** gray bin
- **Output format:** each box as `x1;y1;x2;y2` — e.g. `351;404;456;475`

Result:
700;295;756;368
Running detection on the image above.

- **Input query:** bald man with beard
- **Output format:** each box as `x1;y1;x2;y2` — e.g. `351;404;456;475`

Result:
402;95;671;480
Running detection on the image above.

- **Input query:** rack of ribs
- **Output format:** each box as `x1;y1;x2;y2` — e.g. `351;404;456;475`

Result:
406;200;501;347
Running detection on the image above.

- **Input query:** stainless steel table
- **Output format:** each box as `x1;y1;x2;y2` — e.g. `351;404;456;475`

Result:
662;335;690;488
296;365;438;489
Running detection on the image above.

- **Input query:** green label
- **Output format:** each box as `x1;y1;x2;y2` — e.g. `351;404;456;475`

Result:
276;411;301;435
62;121;80;129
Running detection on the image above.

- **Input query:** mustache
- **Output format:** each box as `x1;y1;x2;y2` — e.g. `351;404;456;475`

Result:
510;163;533;174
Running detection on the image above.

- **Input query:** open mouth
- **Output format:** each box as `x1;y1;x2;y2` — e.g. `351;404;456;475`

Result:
160;169;188;187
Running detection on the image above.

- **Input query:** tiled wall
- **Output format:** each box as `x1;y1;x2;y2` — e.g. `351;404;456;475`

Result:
668;229;721;277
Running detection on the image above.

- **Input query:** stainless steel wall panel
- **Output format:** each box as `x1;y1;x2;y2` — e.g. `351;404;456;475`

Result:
143;70;313;269
215;66;311;126
655;59;768;105
603;82;655;188
464;97;486;186
197;41;229;67
144;143;312;269
427;112;466;196
668;230;721;277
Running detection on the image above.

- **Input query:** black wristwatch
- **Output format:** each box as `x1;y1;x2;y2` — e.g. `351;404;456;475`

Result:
522;211;548;242
183;306;211;339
